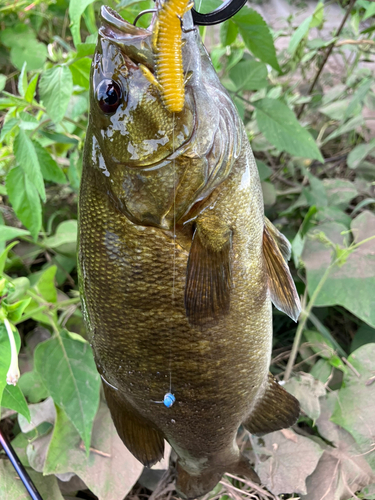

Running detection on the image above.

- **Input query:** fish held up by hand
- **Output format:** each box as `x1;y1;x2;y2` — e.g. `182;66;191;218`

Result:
78;3;301;499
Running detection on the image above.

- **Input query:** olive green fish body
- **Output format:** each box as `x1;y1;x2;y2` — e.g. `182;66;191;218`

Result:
79;7;301;497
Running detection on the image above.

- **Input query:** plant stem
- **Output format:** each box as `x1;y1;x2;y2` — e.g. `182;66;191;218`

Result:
297;0;358;119
284;262;336;381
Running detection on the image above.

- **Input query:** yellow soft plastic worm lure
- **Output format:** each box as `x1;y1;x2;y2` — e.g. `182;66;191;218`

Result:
140;0;193;113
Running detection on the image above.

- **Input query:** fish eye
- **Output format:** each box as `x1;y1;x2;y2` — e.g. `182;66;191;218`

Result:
96;79;123;114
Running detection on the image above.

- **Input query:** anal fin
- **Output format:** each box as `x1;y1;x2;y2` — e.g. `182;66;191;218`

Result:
263;220;301;322
103;383;165;467
243;373;300;436
185;214;232;327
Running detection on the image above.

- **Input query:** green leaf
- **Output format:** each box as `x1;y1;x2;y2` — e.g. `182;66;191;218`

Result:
256;160;272;181
69;0;97;46
43;403;144;499
18;370;49;404
284;372;326;421
351;324;375;352
322;115;364;145
0;74;6;92
76;42;97;57
69;57;92;89
0;117;19;142
13;129;45;201
253;98;324;161
18;62;28;97
35;265;58;304
229;60;268;91
288;15;312;57
0;226;30;243
0;323;21;414
1;383;30;421
39;66;73;123
233;7;280;72
310;2;324;28
19;111;39;131
322;179;358;209
0;461;64;500
24;74;39;103
220;19;239;46
0;242;19;275
347;139;375;169
5;297;32;323
345;78;373;119
363;1;375;21
6;167;42;241
302;212;375;328
33;141;67;184
11;40;47;71
34;329;101;451
331;344;375;469
44;220;77;256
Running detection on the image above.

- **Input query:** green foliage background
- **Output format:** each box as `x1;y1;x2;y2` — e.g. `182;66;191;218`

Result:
0;0;375;498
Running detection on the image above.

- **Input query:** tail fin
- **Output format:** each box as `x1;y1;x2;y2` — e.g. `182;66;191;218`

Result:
176;456;259;499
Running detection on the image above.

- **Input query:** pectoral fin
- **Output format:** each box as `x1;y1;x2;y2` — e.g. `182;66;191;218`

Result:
263;220;301;322
243;373;300;435
103;383;165;467
185;215;232;327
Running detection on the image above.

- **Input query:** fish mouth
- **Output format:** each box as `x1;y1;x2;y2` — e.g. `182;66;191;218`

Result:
99;6;155;72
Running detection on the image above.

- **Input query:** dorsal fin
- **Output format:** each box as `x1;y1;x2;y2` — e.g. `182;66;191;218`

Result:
263;219;301;322
243;373;300;435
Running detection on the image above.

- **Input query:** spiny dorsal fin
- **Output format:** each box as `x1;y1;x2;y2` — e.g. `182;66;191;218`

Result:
263;220;301;322
185;215;232;327
243;373;300;436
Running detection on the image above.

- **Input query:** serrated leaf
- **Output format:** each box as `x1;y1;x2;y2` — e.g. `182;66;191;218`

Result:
69;0;97;46
69;57;92;89
0;117;19;142
233;7;280;72
1;383;30;421
39;66;73;123
33;140;66;184
13;129;45;201
229;60;268;91
34;329;101;451
253;98;324;161
6;167;42;241
11;40;47;71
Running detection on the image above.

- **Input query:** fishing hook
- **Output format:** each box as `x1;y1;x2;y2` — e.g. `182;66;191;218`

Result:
0;427;43;500
133;0;247;26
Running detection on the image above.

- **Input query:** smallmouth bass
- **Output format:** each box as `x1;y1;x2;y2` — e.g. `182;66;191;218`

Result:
78;5;301;498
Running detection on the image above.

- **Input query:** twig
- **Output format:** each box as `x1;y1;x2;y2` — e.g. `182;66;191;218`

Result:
335;39;375;47
297;0;358;119
342;357;361;378
79;442;111;457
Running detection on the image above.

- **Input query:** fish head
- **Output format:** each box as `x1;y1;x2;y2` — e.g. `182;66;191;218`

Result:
86;6;241;229
90;6;194;169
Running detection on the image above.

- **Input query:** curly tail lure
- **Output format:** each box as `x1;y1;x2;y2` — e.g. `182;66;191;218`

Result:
140;0;193;113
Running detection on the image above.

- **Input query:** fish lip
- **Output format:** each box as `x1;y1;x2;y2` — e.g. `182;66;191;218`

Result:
100;6;151;36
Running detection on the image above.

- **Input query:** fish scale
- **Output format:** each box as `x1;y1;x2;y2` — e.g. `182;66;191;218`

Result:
79;6;301;498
